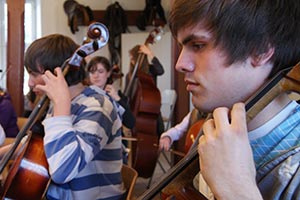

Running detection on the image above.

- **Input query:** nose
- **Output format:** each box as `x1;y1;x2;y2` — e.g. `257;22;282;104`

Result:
27;75;35;88
175;49;194;73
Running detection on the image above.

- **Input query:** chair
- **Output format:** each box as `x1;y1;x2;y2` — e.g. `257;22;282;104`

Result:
121;164;138;200
160;89;177;130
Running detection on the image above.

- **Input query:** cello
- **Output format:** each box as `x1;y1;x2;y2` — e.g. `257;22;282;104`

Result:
183;109;207;154
124;27;164;178
138;62;300;199
0;22;109;200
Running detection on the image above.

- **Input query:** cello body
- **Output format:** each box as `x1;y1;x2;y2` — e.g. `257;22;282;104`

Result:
161;119;207;200
161;159;207;200
130;72;161;178
0;131;50;200
124;27;164;178
161;109;207;199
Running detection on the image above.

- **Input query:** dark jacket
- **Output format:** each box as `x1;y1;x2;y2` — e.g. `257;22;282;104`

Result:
149;56;165;85
117;90;135;129
0;90;19;137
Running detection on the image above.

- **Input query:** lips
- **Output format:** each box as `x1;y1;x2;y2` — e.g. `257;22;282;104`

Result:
185;79;199;92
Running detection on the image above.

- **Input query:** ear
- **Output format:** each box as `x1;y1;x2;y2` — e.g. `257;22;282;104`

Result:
251;47;274;67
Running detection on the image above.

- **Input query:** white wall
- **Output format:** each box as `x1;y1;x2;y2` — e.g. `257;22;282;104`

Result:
39;0;172;93
39;0;171;52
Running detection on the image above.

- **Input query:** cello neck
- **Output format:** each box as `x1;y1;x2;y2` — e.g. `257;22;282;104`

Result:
123;53;146;97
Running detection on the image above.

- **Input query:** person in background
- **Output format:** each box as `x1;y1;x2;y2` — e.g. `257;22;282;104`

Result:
159;111;191;151
0;87;19;137
169;0;300;199
129;44;164;85
24;34;125;199
86;56;135;164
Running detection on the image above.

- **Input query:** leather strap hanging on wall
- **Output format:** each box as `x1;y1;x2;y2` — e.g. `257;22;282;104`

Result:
136;0;167;30
63;0;95;34
104;1;129;67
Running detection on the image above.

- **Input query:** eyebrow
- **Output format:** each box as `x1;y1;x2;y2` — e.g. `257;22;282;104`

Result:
182;35;196;45
181;34;210;46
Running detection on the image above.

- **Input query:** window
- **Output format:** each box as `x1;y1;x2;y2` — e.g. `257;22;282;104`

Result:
24;0;40;94
0;0;7;89
0;0;40;94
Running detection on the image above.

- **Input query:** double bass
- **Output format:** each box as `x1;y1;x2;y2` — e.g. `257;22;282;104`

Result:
138;62;300;199
124;27;164;178
0;22;109;200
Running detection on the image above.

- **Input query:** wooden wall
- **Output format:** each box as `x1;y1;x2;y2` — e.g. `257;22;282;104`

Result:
6;0;24;116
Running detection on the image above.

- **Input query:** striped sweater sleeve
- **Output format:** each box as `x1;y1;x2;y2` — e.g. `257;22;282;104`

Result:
42;93;117;184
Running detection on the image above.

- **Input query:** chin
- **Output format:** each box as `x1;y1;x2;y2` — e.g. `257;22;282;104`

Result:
192;97;203;111
192;97;212;113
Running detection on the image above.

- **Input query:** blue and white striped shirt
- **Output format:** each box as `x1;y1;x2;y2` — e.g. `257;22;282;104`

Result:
43;85;126;200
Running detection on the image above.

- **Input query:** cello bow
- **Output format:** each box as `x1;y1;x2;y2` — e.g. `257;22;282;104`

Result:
138;62;300;200
0;22;109;200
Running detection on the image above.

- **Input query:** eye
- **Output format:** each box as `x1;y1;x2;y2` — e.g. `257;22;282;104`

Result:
191;42;205;51
90;69;105;74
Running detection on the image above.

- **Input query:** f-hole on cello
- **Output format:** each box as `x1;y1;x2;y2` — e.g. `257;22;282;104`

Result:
0;22;109;200
123;26;165;179
138;62;300;200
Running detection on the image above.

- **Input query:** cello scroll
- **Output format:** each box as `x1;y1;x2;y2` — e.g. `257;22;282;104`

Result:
69;22;109;67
